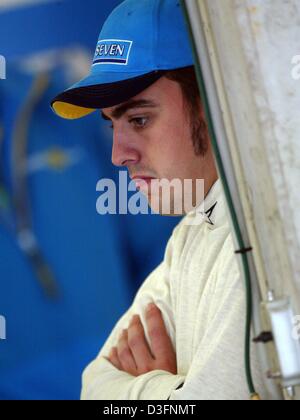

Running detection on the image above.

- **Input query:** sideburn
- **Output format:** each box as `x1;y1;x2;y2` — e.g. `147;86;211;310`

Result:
191;116;209;157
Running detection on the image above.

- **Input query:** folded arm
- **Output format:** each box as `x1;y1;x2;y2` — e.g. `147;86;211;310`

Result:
81;225;186;400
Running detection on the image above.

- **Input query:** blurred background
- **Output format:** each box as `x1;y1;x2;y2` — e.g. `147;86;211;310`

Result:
0;0;181;400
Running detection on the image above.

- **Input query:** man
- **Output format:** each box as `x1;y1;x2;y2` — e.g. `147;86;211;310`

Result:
51;0;268;400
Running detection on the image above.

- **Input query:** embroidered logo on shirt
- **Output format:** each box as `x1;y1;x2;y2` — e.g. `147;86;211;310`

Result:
93;40;133;66
205;202;217;225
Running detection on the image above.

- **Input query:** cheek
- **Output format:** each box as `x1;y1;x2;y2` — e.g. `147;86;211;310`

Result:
153;116;185;151
144;114;193;178
155;125;193;174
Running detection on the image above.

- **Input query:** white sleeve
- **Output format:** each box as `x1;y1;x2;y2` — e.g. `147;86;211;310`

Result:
81;224;186;400
168;249;268;401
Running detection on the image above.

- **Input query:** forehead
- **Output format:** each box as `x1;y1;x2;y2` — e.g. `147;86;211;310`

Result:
101;77;182;119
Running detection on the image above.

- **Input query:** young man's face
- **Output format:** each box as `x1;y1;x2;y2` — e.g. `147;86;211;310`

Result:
101;76;218;215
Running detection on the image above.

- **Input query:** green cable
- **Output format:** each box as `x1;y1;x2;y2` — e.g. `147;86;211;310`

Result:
181;1;257;396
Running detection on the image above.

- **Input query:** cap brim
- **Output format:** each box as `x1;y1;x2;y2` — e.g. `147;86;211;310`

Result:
51;71;165;120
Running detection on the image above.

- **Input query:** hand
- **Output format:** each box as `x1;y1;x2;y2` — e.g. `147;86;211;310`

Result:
105;303;177;377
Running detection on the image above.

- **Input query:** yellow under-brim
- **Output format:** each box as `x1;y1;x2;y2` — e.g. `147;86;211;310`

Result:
51;71;166;120
52;101;96;120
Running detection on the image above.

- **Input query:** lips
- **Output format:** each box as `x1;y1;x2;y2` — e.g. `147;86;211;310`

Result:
131;175;154;180
132;176;155;191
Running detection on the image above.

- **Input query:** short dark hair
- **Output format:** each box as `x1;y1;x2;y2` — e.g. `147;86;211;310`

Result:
165;66;208;156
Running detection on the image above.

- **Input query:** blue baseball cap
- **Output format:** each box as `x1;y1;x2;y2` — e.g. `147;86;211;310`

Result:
51;0;194;120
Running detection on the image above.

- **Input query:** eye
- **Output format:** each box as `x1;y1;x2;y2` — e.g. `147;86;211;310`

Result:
129;117;149;129
108;116;149;130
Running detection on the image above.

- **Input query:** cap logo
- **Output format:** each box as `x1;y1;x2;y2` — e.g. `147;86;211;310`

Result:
93;39;133;66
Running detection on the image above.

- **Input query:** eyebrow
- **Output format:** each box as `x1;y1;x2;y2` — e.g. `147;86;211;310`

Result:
101;99;158;121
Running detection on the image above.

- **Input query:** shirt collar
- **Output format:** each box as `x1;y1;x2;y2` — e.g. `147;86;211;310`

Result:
184;179;228;229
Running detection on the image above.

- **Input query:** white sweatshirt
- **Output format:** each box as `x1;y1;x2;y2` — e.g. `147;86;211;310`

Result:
81;179;269;400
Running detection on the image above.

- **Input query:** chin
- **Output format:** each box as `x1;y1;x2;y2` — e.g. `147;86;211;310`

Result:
148;195;185;217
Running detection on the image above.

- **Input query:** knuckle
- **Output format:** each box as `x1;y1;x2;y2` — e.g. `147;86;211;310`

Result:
128;322;144;339
118;331;128;344
146;309;157;321
138;364;152;375
118;347;131;360
149;326;162;339
128;334;142;349
109;347;117;357
130;315;140;325
163;359;173;369
159;359;176;373
147;305;160;317
128;322;140;335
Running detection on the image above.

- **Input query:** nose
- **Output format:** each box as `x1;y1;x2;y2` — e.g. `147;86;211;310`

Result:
111;129;140;167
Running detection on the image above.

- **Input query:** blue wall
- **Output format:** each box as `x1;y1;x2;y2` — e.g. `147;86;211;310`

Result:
0;0;181;400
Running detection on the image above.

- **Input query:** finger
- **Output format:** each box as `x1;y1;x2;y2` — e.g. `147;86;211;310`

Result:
145;303;174;361
128;315;154;372
107;347;122;370
117;329;138;376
